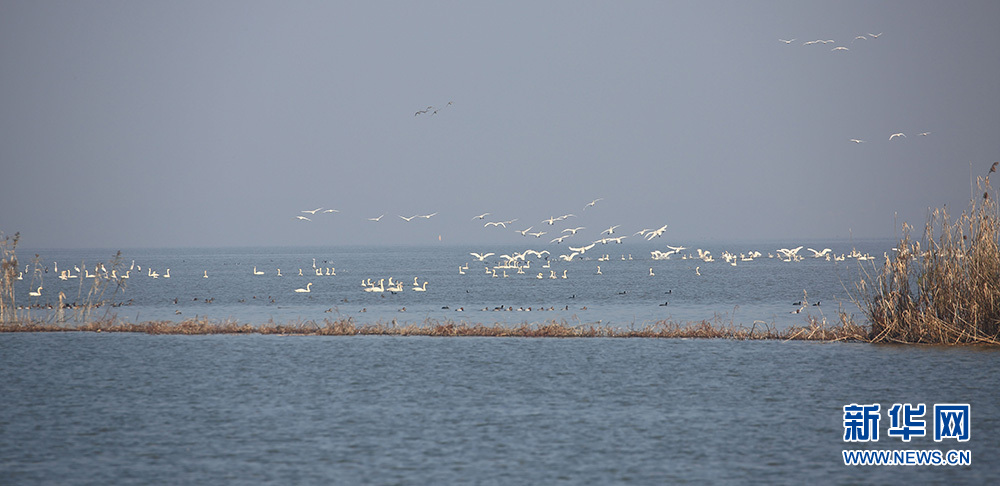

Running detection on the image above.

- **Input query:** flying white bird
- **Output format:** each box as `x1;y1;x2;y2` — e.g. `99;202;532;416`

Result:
584;198;603;209
296;216;312;221
517;226;534;236
807;248;833;258
869;32;882;38
368;214;384;222
418;212;438;219
889;133;906;140
778;38;795;44
484;221;507;228
399;215;418;222
849;139;865;144
645;224;669;240
562;227;586;234
831;46;849;51
472;212;491;220
550;235;571;244
323;209;339;213
602;225;621;235
470;252;495;261
559;252;580;262
919;132;931;137
301;208;323;214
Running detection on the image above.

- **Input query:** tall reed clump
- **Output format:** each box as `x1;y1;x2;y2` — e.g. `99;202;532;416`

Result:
857;163;1000;345
0;232;20;323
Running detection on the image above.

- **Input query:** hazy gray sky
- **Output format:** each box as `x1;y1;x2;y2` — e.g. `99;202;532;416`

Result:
2;1;998;248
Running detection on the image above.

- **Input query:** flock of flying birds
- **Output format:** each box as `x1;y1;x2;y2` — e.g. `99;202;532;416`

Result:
780;32;933;144
289;198;671;247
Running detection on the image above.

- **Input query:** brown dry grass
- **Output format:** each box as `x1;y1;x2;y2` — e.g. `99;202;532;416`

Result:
0;314;868;341
853;163;1000;345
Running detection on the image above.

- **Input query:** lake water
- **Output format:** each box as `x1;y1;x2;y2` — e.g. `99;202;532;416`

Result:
4;241;997;483
11;240;893;329
1;333;996;484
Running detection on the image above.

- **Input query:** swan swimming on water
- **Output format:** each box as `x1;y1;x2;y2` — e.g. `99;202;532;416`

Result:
295;283;313;293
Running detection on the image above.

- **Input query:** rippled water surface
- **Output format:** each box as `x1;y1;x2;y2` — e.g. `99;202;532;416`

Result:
12;240;893;328
2;333;997;484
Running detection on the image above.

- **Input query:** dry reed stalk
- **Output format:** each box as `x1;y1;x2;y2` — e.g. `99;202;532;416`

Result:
0;232;20;324
855;164;1000;345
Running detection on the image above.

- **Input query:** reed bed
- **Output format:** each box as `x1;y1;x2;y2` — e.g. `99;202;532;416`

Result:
0;314;868;341
0;232;21;324
853;163;1000;345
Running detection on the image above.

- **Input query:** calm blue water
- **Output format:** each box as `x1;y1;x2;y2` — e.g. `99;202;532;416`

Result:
1;333;996;484
12;239;892;329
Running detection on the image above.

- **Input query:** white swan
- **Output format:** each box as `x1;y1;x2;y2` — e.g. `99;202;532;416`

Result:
253;266;264;275
645;224;669;240
295;283;313;293
163;269;170;278
584;198;603;209
364;279;385;293
368;214;384;222
889;132;906;140
649;268;655;277
470;252;495;261
29;286;42;297
807;248;833;258
203;270;209;278
296;216;312;221
413;281;428;291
